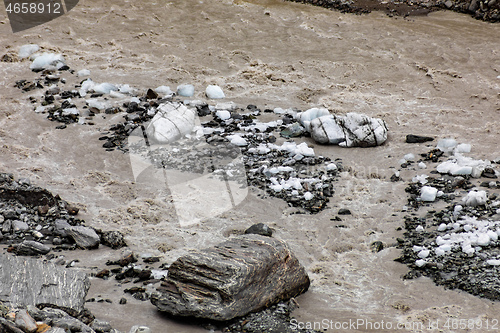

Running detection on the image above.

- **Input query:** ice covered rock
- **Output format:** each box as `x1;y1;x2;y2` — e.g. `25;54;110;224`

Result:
296;108;330;132
18;44;39;59
146;102;197;144
177;84;195;97
30;53;65;71
420;186;438;202
206;85;225;99
462;190;487;207
310;113;388;147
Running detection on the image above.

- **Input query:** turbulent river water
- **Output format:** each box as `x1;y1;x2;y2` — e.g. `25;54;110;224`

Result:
1;0;500;332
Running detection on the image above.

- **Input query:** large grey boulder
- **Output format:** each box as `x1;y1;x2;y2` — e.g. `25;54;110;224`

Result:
0;254;89;313
65;226;100;249
150;234;310;321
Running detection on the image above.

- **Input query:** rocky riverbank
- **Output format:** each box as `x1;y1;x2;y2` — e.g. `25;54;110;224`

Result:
287;0;500;21
394;140;500;300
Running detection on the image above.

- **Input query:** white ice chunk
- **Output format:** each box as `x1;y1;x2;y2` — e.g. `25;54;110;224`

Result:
226;134;247;146
326;163;337;171
93;82;118;94
216;110;231;120
418;162;427;169
415;259;427;267
177;84;195;97
456;143;471;153
487;259;500;266
477;233;491;246
296;108;330;132
146;102;196;143
77;69;91;77
418;249;430;258
155;85;173;96
436;138;457;153
416;225;424;232
86;99;107;110
462;190;487;207
420;186;438;202
18;44;39;59
30;53;65;71
304;192;314;200
61;108;79;116
404;153;415;161
412;174;428;185
310;113;388;147
437;223;448;231
205;85;225;99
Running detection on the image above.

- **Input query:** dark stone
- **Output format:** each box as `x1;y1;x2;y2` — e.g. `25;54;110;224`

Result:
244;223;273;237
338;208;352;215
96;269;110;279
146;89;159;100
15;240;51;256
150;234;310;321
65;226;100;249
370;241;384;253
119;298;127;305
482;168;497;179
196;104;211;117
106;253;137;267
98;230;127;249
406;134;434;143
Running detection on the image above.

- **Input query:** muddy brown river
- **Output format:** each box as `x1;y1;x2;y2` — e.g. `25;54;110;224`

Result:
1;0;500;332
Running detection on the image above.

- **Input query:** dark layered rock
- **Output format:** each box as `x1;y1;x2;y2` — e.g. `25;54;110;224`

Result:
150;234;310;321
0;253;89;313
406;134;434;143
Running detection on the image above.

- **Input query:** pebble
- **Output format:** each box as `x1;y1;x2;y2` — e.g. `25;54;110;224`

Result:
14;309;37;333
129;326;151;333
338;208;352;215
244;223;273;237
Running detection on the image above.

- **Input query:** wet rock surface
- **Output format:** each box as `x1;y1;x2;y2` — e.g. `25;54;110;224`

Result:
0;253;89;312
151;234;310;321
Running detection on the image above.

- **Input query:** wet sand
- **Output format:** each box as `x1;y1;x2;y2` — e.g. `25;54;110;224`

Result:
1;0;500;332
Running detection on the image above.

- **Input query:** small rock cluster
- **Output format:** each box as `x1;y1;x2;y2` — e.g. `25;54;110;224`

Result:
0;302;150;333
0;173;126;255
395;140;500;301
